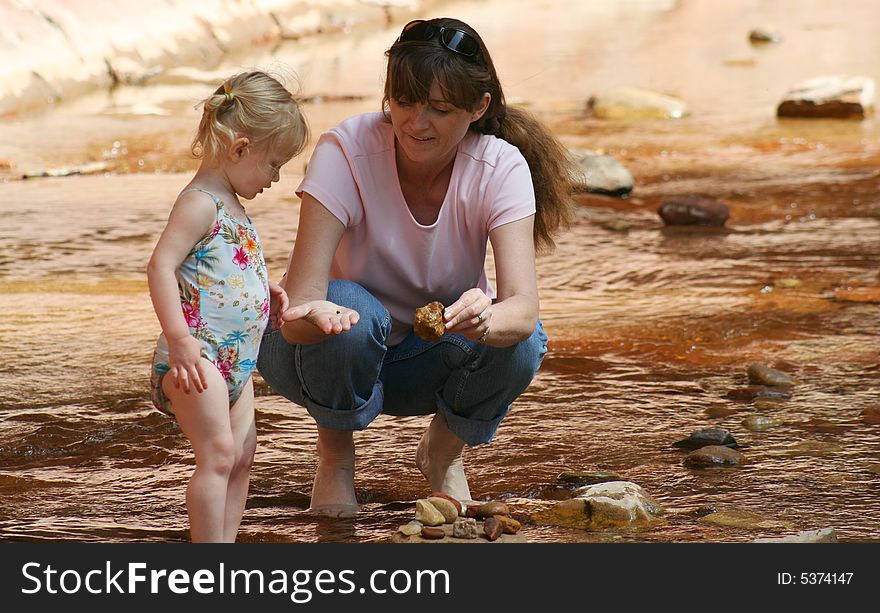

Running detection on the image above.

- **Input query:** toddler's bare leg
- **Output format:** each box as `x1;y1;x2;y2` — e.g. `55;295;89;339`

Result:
163;358;234;542
309;426;359;518
223;378;256;542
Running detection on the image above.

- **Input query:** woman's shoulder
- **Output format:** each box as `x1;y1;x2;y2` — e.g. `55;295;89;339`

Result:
327;112;393;157
459;131;527;170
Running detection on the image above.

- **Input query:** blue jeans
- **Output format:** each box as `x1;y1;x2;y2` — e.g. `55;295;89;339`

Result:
257;280;548;446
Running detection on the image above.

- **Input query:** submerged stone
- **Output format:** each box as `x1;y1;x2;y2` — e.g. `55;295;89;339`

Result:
588;86;689;120
682;445;744;467
752;528;838;543
742;414;782;431
726;386;792;402
672;428;738;450
557;470;622;487
658;195;729;226
747;363;795;386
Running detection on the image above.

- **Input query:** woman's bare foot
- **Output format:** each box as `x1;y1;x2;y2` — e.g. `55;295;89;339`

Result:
309;427;359;518
415;412;473;503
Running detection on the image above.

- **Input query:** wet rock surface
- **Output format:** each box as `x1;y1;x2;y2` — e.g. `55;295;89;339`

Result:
777;75;875;119
532;481;663;529
588;86;689;119
682;445;745;467
747;364;795;386
557;470;622;487
742;414;782;431
658;195;729;226
751;528;838;543
569;150;634;196
413;301;446;342
698;509;794;530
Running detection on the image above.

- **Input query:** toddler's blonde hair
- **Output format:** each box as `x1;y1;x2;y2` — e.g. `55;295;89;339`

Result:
192;70;309;163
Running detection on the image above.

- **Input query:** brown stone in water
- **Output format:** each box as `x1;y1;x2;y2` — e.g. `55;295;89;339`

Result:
658;195;729;226
413;301;446;341
473;501;510;518
420;526;446;540
682;445;745;467
493;514;522;534
483;517;503;541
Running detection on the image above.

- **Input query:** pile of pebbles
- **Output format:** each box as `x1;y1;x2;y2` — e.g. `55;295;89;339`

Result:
395;493;523;543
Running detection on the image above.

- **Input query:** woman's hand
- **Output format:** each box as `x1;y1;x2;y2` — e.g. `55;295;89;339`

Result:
282;300;360;335
444;288;493;341
166;334;208;394
268;282;289;330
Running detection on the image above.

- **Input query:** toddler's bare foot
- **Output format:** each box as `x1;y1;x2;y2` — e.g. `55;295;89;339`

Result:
309;427;359;518
415;412;473;503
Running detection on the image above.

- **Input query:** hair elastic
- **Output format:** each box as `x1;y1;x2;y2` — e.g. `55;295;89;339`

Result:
224;92;234;102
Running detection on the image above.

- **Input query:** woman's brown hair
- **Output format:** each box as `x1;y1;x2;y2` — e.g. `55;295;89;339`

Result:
383;17;574;253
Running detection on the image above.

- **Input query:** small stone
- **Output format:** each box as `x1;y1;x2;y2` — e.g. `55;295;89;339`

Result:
427;497;459;523
493;514;522;534
682;445;745;467
726;386;792;402
774;278;802;289
749;27;782;43
429;491;465;514
452;517;478;539
742;414;781;431
398;522;423;536
658;195;729;226
413;301;446;341
483;517;503;541
699;510;792;530
752;528;838;543
672;428;738;450
777;75;874;120
557;471;621;487
420;526;446;540
747;364;795;386
753;398;786;410
472;501;510;518
415;499;446;526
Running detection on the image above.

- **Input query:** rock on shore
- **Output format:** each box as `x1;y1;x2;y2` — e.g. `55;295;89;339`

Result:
0;0;436;115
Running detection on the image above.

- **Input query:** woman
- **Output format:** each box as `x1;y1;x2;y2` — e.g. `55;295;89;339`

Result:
258;17;574;516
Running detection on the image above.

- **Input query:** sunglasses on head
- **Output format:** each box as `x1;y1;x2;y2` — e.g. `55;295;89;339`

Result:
397;20;481;59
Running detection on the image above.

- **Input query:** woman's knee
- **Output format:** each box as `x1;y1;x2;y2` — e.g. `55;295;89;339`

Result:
503;323;548;388
322;280;391;349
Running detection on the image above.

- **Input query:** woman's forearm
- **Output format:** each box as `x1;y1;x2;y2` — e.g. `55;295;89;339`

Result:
480;293;538;347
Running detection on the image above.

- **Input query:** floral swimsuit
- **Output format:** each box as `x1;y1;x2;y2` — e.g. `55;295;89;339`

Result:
151;188;270;415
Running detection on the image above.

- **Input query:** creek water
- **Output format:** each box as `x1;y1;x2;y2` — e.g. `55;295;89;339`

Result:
1;0;878;543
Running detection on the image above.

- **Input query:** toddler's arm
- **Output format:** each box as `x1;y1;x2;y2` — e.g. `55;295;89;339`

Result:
146;190;218;394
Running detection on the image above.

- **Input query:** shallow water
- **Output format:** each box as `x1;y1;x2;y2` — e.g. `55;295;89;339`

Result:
1;0;879;542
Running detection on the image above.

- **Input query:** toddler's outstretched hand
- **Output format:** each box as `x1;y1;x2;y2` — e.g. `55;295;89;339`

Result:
166;334;208;394
268;282;289;330
282;300;360;335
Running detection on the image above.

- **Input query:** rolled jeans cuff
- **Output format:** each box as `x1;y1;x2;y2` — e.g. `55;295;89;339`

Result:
298;373;386;431
436;393;507;446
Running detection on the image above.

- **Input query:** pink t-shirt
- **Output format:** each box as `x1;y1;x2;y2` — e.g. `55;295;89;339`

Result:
296;112;535;345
